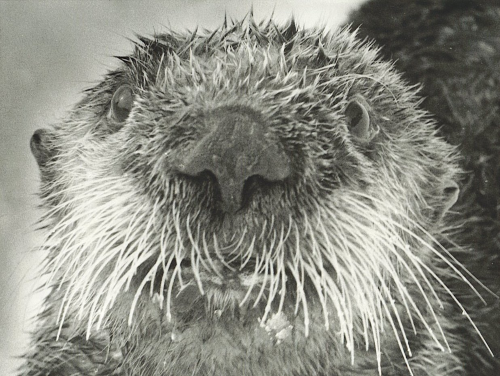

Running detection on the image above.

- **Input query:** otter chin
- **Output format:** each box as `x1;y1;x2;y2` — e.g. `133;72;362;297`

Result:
24;16;494;376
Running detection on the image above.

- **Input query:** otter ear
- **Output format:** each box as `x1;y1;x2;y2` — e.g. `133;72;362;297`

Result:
441;180;460;215
30;128;56;168
433;180;459;222
345;95;371;142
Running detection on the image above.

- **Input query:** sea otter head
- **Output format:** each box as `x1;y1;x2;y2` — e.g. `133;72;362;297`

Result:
31;18;467;375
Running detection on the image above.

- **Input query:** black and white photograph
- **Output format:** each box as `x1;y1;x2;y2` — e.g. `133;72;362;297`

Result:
1;0;499;375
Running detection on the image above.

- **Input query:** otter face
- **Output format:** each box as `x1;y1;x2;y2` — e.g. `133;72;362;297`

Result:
31;19;479;376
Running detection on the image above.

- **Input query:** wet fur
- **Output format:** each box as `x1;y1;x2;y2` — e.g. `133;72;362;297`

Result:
23;11;499;376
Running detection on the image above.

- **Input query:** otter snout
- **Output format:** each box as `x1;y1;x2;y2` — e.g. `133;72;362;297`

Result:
174;106;291;213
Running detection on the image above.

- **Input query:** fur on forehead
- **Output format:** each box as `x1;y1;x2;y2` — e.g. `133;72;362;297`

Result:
114;18;384;91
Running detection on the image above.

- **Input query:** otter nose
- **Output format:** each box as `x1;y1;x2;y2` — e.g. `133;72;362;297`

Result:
175;107;291;213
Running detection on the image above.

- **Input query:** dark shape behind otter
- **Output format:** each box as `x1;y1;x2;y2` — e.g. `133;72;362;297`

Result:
23;7;499;376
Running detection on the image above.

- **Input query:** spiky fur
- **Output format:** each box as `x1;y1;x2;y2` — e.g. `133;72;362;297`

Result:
23;15;497;376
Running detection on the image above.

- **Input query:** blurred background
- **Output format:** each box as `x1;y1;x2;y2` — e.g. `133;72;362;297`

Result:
0;0;366;374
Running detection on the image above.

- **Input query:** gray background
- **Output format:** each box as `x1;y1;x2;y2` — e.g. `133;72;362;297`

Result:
0;0;366;373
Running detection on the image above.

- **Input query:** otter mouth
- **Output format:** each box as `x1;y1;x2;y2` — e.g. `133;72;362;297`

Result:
163;254;273;292
151;241;294;321
168;256;263;286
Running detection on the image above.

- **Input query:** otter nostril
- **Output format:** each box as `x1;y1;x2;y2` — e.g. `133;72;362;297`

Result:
174;106;291;213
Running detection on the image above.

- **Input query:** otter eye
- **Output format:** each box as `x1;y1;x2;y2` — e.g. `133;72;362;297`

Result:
345;97;370;141
111;85;134;123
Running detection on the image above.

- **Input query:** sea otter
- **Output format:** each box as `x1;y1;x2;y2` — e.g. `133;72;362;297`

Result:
24;8;499;376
